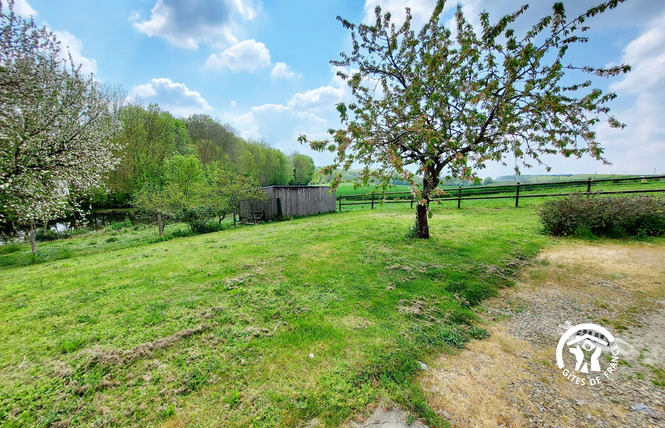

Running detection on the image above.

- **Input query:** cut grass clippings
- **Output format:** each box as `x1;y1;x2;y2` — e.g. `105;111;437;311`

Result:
0;206;548;427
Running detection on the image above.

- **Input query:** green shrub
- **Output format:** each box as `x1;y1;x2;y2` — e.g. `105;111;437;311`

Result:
0;242;22;254
178;209;222;234
538;195;665;238
35;227;88;242
35;229;63;241
189;220;222;234
108;218;132;230
169;228;194;238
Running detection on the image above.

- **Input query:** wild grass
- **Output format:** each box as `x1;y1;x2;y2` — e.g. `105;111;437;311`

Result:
0;206;548;427
0;217;239;268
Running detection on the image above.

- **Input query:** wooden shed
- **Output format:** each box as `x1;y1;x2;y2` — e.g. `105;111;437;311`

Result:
239;185;336;223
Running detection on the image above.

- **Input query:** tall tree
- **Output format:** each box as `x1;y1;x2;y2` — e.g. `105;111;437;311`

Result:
0;0;123;252
300;0;630;238
291;153;316;185
109;104;183;198
186;114;237;163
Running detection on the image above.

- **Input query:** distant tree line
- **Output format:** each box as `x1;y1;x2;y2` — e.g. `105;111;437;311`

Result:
99;104;315;208
94;105;316;237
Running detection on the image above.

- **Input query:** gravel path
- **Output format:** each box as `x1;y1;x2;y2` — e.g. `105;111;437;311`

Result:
419;241;665;427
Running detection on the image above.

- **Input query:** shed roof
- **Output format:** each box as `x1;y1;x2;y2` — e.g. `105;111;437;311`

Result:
258;185;330;189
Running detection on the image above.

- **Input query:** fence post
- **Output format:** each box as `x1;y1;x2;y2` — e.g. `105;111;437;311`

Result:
457;186;462;209
587;177;592;197
410;197;414;209
338;197;342;212
371;193;375;210
515;182;520;208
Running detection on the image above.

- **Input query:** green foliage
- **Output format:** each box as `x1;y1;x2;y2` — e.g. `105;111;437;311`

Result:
35;228;88;242
0;242;21;254
237;140;294;186
177;209;221;234
108;108;294;205
538;195;665;238
291;153;316;185
204;162;266;224
108;219;132;231
133;156;267;235
186;114;238;165
162;404;176;419
405;220;418;239
34;229;65;242
108;104;183;197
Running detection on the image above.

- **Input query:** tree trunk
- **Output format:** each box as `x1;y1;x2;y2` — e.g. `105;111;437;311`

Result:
157;213;164;237
29;220;37;255
415;172;440;239
233;208;237;228
218;212;226;226
416;202;430;239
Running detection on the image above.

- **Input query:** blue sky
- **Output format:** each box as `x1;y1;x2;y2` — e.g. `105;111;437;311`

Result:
11;0;665;178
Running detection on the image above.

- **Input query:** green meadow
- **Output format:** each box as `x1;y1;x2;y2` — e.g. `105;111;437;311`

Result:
0;205;551;427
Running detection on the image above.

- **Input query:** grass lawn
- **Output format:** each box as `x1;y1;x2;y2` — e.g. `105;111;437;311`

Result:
0;206;550;427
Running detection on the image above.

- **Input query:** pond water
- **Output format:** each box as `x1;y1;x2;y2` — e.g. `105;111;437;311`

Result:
0;210;151;243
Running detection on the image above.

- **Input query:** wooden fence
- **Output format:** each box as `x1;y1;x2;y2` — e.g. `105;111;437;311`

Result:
337;175;665;211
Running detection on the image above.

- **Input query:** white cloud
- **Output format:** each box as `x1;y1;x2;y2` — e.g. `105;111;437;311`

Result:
128;10;140;22
53;30;98;76
363;0;437;26
4;1;99;77
205;39;270;72
226;102;330;164
287;86;344;112
5;2;98;77
593;10;665;174
271;62;300;79
3;0;37;17
129;78;213;117
223;68;350;164
610;13;665;94
133;0;257;50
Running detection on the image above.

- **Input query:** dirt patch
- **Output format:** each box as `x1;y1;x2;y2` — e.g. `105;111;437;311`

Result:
78;324;209;367
419;241;665;427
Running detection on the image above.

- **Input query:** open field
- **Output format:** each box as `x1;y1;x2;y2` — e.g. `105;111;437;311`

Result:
0;206;549;427
337;179;665;211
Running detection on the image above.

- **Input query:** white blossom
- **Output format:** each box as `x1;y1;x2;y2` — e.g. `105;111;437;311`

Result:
0;2;122;233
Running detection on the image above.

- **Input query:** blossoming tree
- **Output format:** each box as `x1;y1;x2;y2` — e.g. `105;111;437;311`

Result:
300;0;629;238
0;0;122;253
